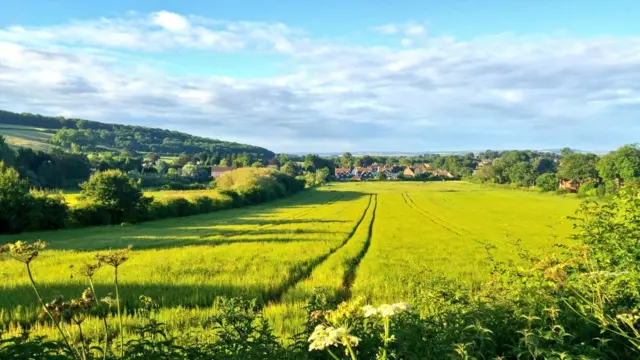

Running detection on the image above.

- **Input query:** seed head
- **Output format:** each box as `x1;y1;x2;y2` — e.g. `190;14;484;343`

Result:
95;245;133;268
78;262;102;278
1;240;47;264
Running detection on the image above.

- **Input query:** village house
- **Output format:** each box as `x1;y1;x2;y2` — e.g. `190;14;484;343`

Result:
352;167;376;180
403;164;430;177
211;166;234;178
383;169;399;180
334;168;353;181
430;169;455;179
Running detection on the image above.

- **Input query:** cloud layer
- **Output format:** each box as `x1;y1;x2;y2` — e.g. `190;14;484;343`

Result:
1;11;639;152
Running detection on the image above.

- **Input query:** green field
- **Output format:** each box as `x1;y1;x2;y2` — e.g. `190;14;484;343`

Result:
0;124;58;151
0;181;580;340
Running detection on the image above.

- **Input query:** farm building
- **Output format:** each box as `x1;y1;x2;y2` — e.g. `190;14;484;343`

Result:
211;166;234;178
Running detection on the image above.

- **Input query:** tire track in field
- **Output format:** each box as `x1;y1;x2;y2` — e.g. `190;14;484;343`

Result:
267;194;374;305
404;193;469;234
404;192;471;235
401;192;463;235
342;193;378;300
198;192;346;240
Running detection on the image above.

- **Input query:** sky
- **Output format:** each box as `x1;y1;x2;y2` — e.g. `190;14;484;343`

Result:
1;1;639;153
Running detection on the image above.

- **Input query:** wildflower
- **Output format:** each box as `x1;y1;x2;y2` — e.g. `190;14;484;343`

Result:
391;302;412;313
78;262;102;278
101;294;116;307
308;325;359;351
362;302;412;318
2;240;47;264
333;327;360;348
309;324;337;351
362;305;378;317
95;245;133;268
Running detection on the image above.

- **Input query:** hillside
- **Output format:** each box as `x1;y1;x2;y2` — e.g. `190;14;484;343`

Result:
0;110;274;159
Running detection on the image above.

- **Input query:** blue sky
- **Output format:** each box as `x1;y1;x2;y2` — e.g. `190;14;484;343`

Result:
0;1;639;152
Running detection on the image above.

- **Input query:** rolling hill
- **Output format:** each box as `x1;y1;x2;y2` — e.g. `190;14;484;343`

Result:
0;110;274;159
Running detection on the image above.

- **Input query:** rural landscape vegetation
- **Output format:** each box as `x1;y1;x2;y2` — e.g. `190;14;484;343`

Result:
2;2;640;359
2;109;640;359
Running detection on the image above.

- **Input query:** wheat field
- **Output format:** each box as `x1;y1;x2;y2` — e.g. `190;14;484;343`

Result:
0;182;580;340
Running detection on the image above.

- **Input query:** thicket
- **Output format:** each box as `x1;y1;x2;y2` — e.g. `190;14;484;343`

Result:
0;166;305;234
2;185;640;359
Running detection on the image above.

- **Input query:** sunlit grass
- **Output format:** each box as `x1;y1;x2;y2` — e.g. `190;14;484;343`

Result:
0;181;581;341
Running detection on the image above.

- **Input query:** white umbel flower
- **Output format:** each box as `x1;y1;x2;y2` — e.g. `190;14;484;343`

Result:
308;325;360;351
362;302;413;318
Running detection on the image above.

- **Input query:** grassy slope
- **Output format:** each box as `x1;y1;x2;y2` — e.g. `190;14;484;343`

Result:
0;124;58;151
0;182;581;340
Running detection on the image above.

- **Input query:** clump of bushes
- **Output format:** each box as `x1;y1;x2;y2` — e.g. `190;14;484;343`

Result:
215;167;305;206
535;172;557;192
1;166;304;234
0;161;69;233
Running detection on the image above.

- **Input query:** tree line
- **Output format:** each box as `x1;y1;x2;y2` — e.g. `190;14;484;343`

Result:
0;110;273;159
0;135;281;190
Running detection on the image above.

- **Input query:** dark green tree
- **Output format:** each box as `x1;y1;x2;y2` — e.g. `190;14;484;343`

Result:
557;153;599;182
0;135;15;166
80;170;148;222
0;161;31;232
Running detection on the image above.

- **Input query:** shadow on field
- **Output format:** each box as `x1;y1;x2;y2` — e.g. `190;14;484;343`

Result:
0;282;281;328
0;189;369;252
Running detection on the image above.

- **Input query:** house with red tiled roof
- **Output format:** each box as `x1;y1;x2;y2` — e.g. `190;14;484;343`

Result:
335;168;353;181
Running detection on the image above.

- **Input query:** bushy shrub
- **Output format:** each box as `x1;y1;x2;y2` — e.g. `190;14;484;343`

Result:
27;191;68;231
68;203;114;227
0;161;32;233
535;172;557;192
79;170;149;223
577;180;598;197
192;196;216;213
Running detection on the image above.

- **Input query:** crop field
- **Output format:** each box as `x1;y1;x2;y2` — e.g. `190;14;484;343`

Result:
0;124;57;151
0;181;581;341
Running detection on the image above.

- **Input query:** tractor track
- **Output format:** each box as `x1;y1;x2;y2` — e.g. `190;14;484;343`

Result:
267;194;375;305
401;192;463;235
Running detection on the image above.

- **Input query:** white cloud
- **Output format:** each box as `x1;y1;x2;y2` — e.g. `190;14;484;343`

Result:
152;11;190;31
373;24;398;35
374;23;427;37
1;12;640;152
404;25;426;36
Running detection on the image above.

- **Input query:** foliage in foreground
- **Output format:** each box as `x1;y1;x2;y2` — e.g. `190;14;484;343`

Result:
2;186;640;359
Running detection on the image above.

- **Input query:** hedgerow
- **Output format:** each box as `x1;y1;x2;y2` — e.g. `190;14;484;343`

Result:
0;167;305;234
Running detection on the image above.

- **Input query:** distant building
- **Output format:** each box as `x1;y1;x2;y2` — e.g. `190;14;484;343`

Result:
211;166;234;178
558;178;598;192
430;170;455;178
335;168;353;181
